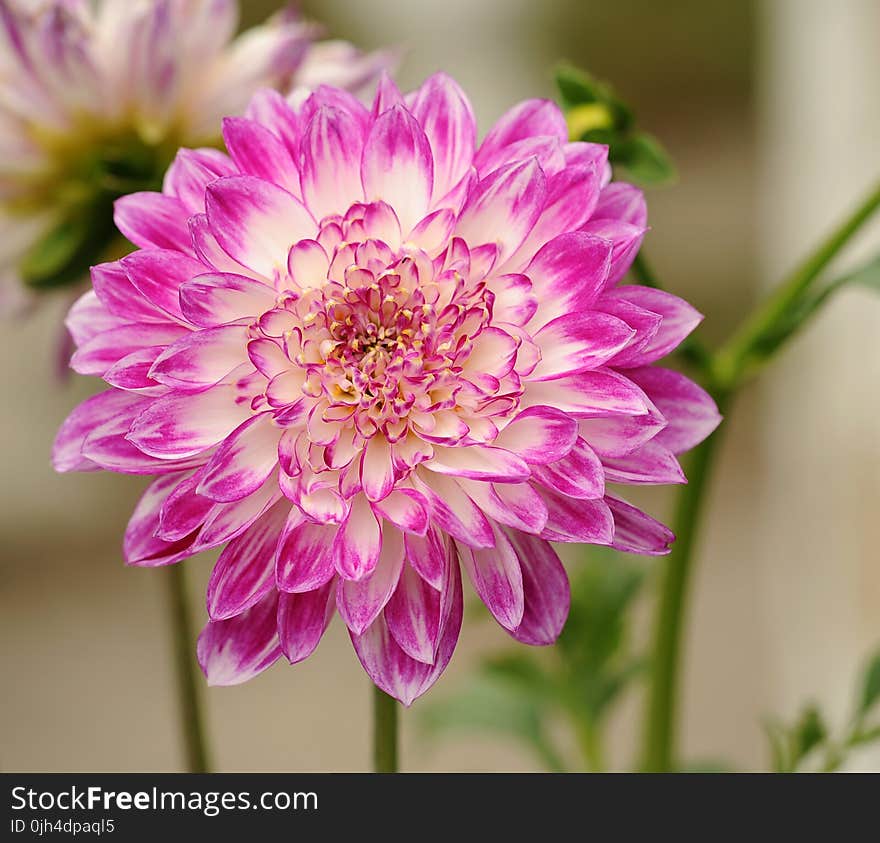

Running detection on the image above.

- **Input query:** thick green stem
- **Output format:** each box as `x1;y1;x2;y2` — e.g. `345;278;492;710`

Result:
638;178;880;773
713;179;880;388
641;390;730;772
373;686;399;773
165;564;211;773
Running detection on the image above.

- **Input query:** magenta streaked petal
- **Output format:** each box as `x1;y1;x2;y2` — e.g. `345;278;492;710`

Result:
90;261;166;325
456;158;545;262
124;473;199;567
150;324;248;389
495;406;578;465
206;176;315;278
603;439;686;485
627;366;721;454
530;311;636;380
70;323;187;377
114;192;192;254
53;389;144;472
409;72;476;202
180;272;276;327
504;527;570;646
127;382;251;459
198;590;282;687
372;488;429;535
301;105;366;221
222;117;299;196
104;346;167;394
163;148;236;215
206;501;287;620
606;494;674;556
412;472;495;549
196;412;279;502
157;469;214;542
460;525;524;631
371;72;404;115
578;403;667;459
539;487;614;545
526;232;612;327
597;293;664;368
425;444;530;483
580;218;645;288
351;559;462;706
530;437;605;500
385;563;442;664
120;249;205;321
592;182;647;228
337;527;405;634
360;435;395;502
65;290;121;349
196;480;279;550
276;516;338;593
475;99;567;172
361;104;434;233
607;287;702;365
278;580;336;664
522;369;650;418
333;495;382;580
404;526;448;590
457;478;548;535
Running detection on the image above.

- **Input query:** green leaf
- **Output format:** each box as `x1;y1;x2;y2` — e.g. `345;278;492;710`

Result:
763;718;791;772
850;725;880;747
418;676;567;772
554;64;604;107
19;202;117;290
793;705;827;761
857;650;880;717
613;133;677;186
842;253;880;292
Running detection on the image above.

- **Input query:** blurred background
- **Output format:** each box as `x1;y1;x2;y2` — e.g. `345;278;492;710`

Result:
2;0;878;771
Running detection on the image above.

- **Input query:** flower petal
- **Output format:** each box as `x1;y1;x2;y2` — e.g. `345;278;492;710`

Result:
455;158;546;263
526;232;612;328
206;176;315;279
626;366;721;454
275;516;337;593
504;527;570;646
385;563;442;664
127;382;251;459
606;494;674;555
301;105;366;220
361;104;434;233
277;581;336;664
332;494;382;580
206;501;287;620
494;407;578;465
197;413;279;503
530;311;636;380
198;590;282;686
460;525;524;631
337;527;405;634
408;72;476;202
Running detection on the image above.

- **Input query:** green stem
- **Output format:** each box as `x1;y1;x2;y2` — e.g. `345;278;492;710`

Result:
575;719;606;772
165;564;211;773
373;686;399;772
713;179;880;388
639;179;880;773
641;390;730;772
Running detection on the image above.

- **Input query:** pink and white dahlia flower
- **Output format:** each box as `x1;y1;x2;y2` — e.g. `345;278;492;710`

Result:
0;0;391;297
54;74;720;704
